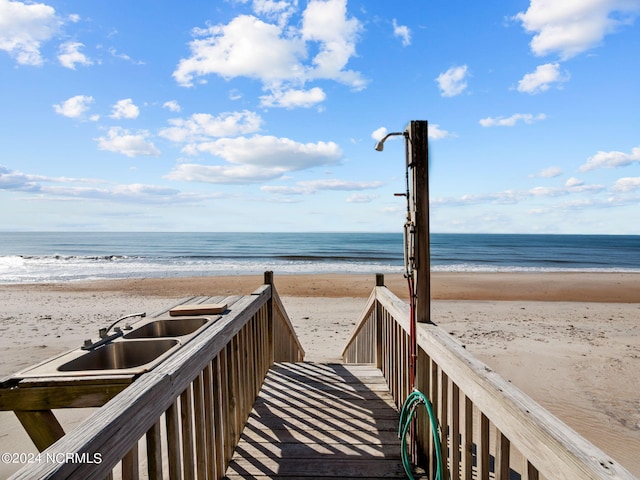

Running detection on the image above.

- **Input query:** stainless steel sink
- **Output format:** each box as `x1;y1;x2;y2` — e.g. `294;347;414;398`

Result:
124;318;209;339
12;314;220;379
57;339;179;372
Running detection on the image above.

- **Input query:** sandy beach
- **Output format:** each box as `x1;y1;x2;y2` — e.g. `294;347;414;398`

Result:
1;272;639;477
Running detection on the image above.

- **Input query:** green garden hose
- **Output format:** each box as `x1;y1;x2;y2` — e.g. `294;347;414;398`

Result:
398;389;443;480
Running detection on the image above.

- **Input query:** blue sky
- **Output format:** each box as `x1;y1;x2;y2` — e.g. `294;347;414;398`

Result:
1;0;639;233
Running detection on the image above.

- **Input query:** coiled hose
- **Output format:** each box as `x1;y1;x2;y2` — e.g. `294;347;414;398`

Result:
398;389;443;480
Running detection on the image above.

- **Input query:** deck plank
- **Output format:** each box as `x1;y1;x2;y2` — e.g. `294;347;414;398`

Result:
225;362;413;479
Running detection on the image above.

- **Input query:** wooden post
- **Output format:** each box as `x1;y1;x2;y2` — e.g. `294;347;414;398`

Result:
14;410;65;452
408;120;431;324
264;271;274;366
375;273;384;369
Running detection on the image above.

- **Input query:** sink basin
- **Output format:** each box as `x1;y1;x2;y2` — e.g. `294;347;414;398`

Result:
57;339;179;372
12;314;219;378
124;318;209;339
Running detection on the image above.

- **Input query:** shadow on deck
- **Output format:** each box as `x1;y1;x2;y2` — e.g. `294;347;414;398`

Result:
226;362;413;479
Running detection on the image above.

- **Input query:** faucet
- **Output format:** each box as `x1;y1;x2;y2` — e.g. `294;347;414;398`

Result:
82;312;146;350
100;312;145;338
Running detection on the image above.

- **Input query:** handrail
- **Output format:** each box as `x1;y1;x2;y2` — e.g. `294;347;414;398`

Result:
10;272;303;479
343;280;637;480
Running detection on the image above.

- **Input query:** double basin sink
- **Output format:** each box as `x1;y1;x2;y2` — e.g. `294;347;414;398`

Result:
14;315;219;378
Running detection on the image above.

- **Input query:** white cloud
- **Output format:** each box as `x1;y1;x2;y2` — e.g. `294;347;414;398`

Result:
187;135;342;170
173;0;365;104
0;0;62;65
298;179;382;191
260;86;327;108
371;127;387;141
107;47;144;65
346;193;378;203
300;0;365;88
109;98;140;119
515;0;640;59
163;100;181;112
479;113;547;127
433;180;607;207
428;124;453;140
166;163;286;184
0;166;212;206
613;177;640;192
262;179;382;195
173;15;305;87
565;177;583;187
436;65;468;97
96;127;161;157
517;63;569;94
229;89;243;101
167;135;343;184
392;19;411;46
530;166;563;178
159;110;263;143
251;0;297;26
53;94;95;119
580;146;640;171
57;41;92;69
0;165;47;192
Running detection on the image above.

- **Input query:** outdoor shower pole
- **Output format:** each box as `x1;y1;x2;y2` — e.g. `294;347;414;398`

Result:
408;120;431;324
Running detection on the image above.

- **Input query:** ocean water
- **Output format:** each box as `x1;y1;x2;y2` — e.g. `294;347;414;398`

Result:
0;232;639;284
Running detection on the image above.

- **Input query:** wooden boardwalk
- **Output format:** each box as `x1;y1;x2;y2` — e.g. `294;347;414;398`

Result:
225;362;414;479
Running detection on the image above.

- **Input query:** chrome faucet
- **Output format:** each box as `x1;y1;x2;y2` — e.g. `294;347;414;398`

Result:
82;312;146;350
100;312;145;338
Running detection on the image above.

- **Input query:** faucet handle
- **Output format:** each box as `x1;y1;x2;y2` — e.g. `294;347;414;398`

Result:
99;328;107;338
83;339;93;348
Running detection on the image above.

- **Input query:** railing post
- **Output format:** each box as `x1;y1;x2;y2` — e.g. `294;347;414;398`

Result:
375;274;384;369
264;271;275;366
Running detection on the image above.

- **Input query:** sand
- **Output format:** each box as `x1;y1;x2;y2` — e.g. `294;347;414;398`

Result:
1;273;639;477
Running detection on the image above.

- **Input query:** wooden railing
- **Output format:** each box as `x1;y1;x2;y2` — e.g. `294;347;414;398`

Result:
10;272;304;479
343;277;636;480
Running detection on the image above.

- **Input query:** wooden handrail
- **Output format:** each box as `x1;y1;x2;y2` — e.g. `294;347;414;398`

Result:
343;281;637;480
10;276;303;479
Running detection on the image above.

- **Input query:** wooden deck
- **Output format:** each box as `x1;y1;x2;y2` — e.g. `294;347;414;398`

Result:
225;362;420;479
6;276;636;479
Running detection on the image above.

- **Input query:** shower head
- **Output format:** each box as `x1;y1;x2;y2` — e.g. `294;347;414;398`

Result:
374;132;406;151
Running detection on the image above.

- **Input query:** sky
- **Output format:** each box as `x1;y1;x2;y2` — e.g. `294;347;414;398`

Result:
1;0;639;234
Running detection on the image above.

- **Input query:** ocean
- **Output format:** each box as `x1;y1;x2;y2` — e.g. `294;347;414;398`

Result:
0;232;639;284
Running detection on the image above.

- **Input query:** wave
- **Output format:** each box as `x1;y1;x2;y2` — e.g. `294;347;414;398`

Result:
2;254;639;285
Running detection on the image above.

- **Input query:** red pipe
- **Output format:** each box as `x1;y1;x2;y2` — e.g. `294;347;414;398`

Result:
407;275;416;389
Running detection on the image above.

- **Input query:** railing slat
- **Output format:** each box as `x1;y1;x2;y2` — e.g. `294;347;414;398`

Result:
451;382;461;480
480;412;490;480
193;372;207;480
496;430;511;480
463;395;473;480
179;386;195;480
212;354;225;479
527;460;540;480
203;363;216;480
146;420;163;480
440;370;449;480
166;400;182;480
122;445;139;480
429;356;439;480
